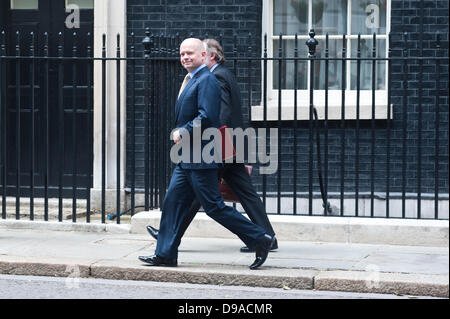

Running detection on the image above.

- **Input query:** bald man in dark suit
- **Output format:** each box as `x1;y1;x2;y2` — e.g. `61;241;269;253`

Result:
145;39;278;253
138;38;274;270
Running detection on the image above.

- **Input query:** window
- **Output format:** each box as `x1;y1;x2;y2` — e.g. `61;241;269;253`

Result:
255;0;391;121
10;0;38;10
66;0;94;9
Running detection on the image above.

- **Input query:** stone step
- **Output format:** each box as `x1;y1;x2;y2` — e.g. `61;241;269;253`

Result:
131;210;449;247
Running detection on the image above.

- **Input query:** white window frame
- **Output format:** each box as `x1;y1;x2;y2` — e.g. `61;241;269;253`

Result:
10;0;38;10
65;0;94;9
253;0;391;121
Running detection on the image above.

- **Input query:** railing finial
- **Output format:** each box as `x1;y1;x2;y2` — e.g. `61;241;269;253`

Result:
306;29;318;57
142;28;152;58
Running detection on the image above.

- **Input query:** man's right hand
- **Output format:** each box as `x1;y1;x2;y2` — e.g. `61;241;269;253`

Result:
172;129;182;144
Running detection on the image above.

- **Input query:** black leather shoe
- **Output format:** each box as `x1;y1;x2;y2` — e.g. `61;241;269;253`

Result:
146;225;159;240
249;234;275;270
240;237;278;253
138;254;177;267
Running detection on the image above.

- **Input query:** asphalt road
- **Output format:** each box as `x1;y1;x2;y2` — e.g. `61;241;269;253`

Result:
0;274;436;300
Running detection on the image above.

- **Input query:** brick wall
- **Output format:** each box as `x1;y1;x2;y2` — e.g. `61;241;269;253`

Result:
126;0;449;199
126;0;262;190
384;0;448;195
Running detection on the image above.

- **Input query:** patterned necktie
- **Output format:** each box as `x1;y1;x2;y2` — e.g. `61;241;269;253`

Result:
178;74;191;98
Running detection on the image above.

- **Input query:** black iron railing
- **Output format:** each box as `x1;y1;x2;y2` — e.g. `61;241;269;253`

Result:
0;28;448;223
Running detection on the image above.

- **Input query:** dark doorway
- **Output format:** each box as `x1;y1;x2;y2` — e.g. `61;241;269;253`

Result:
2;0;94;198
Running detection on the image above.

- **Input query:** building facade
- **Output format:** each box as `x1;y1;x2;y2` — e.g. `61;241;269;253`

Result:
0;0;448;218
126;0;449;217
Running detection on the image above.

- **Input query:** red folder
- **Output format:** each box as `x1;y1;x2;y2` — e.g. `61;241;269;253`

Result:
217;125;253;203
218;125;236;161
219;165;253;203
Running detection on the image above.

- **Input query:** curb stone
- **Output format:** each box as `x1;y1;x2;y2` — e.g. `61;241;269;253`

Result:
0;256;447;298
314;270;449;298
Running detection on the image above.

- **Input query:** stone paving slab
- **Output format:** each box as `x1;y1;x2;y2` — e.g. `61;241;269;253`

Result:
0;225;448;297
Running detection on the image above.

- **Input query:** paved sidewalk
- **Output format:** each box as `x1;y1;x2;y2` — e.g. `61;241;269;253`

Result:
0;225;448;298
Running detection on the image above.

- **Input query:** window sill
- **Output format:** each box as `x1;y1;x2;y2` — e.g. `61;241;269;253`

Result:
250;91;392;121
251;103;393;121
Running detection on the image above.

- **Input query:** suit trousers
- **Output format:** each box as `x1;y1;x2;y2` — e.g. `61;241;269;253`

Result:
155;165;266;260
174;163;276;242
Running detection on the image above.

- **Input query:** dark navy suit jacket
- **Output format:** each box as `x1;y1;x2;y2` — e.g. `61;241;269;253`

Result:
174;66;221;169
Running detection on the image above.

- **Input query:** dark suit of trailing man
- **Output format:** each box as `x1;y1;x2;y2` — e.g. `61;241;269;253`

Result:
214;63;276;239
154;65;267;261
